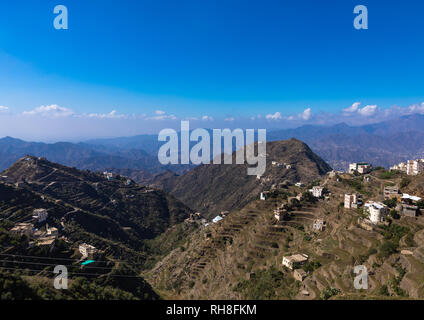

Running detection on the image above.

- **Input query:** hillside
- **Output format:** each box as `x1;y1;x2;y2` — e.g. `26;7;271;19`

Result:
146;169;424;300
149;139;332;219
1;156;193;263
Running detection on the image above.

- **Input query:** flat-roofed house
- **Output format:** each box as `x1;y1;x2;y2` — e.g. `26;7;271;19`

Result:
406;159;424;176
313;219;326;231
293;269;308;281
79;243;98;258
401;204;419;217
32;209;48;223
282;254;309;270
10;223;34;237
349;163;372;174
384;186;401;200
344;194;362;209
364;201;389;224
310;186;324;198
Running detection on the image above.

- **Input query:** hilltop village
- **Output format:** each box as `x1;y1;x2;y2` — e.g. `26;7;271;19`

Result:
2;151;424;300
147;158;424;300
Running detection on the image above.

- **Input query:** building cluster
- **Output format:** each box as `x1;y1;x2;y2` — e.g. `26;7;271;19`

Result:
103;171;114;180
282;253;309;281
10;208;59;249
391;159;424;176
349;162;372;174
271;161;292;170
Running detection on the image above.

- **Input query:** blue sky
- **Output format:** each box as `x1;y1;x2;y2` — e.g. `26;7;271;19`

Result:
0;0;424;141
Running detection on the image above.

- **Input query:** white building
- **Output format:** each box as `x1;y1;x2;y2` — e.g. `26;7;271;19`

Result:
309;186;324;198
212;215;223;224
349;163;372;174
32;209;48;223
344;194;362;209
295;182;304;188
406;159;424;176
282;254;309;270
313;219;326;231
390;162;407;172
79;243;97;258
103;171;114;180
364;201;389;224
260;192;267;201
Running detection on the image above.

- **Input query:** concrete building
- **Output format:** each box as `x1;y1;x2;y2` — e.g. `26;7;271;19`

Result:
46;226;59;236
293;269;308;281
384;186;401;200
282;254;309;270
310;186;324;198
313;219;326;231
32;209;48;223
79;243;98;258
349;162;372;174
274;208;287;222
406;159;424;176
400;204;419;217
10;223;34;237
344;194;362;209
390;162;407;172
364;201;389;224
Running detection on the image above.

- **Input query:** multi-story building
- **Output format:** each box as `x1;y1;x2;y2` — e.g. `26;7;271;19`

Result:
79;243;98;258
406;159;424;176
364;201;389;224
344;194;362;209
384;186;401;200
32;209;48;223
349;162;372;174
282;254;309;270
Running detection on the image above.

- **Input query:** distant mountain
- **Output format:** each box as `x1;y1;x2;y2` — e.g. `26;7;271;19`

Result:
267;114;424;170
149;139;331;218
84;114;424;171
0;136;191;175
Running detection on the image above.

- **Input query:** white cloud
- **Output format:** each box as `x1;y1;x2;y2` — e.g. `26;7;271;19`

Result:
0;106;9;112
224;117;235;122
148;110;177;120
283;108;312;121
202;115;214;121
23;104;74;117
357;105;377;117
408;102;424;114
343;102;361;114
266;112;282;120
300;108;312;120
342;102;378;117
85;110;127;119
